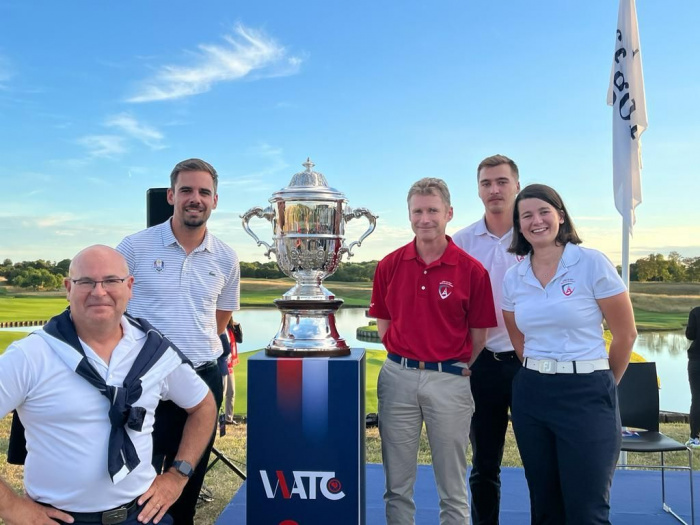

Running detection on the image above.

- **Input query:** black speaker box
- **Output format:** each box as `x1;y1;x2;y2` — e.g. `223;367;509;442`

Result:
147;188;174;227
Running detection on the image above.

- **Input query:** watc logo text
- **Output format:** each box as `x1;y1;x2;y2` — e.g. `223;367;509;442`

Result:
260;470;345;501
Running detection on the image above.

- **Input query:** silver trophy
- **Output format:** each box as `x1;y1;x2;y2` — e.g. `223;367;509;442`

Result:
241;159;377;357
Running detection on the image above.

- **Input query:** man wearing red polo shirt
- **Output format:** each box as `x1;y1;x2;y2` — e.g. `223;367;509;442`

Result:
370;177;497;525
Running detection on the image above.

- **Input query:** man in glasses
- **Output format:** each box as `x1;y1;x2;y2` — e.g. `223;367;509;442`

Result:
116;158;240;525
0;245;216;525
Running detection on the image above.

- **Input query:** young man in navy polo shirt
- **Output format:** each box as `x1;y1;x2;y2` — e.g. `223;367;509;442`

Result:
370;177;497;525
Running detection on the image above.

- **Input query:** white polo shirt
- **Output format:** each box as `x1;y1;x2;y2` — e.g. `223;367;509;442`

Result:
0;317;209;512
453;217;519;353
502;243;626;361
117;220;240;367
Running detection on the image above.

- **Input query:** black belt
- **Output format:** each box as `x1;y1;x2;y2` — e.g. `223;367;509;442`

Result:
484;348;518;361
386;353;467;376
43;498;139;524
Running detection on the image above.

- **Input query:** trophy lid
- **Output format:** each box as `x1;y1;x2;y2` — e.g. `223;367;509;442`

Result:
270;158;347;202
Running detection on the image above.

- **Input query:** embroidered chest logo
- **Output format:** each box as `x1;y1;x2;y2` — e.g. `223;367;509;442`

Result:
153;259;165;272
438;281;454;299
561;279;575;296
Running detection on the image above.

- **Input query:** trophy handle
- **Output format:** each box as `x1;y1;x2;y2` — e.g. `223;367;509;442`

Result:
341;206;378;258
240;206;277;258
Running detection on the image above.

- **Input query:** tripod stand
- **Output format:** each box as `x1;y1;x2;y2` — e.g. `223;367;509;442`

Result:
206;446;246;480
198;446;247;505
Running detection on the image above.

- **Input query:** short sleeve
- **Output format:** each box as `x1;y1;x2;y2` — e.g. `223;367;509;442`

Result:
591;251;626;300
0;342;34;418
368;260;390;320
466;266;497;329
216;249;240;311
501;266;517;312
161;363;210;409
115;236;136;275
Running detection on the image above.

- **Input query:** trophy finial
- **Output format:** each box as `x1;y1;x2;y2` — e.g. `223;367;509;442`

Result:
303;158;315;172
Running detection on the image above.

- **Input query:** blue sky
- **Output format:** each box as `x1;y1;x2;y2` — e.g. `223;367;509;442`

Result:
1;1;698;266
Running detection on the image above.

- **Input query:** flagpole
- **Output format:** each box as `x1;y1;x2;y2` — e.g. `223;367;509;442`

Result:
622;211;631;289
610;0;648;467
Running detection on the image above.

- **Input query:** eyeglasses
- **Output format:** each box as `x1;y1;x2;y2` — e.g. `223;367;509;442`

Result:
70;277;130;290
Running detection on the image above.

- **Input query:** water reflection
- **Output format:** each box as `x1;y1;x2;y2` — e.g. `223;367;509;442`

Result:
2;313;692;414
633;330;689;414
635;331;687;358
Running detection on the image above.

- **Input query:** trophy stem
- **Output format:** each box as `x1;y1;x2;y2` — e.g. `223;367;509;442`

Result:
266;299;351;357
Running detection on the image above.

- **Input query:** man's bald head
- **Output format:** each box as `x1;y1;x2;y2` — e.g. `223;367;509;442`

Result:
65;245;133;332
69;245;129;279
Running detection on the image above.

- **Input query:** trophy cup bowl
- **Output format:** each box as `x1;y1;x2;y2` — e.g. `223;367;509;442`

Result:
241;158;377;357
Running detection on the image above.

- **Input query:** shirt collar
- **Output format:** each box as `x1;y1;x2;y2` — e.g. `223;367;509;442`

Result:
121;315;144;343
518;242;582;276
159;219;213;253
403;236;460;266
476;216;514;241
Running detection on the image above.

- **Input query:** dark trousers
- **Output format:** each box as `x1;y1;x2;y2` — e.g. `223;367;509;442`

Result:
688;359;700;437
152;361;223;525
468;348;521;525
512;368;621;525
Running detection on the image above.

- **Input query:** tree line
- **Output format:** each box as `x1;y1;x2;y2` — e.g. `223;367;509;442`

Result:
623;252;700;282
0;258;379;290
0;258;70;290
240;260;378;282
2;252;700;290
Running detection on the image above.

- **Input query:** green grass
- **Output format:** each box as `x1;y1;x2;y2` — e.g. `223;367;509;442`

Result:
0;332;25;354
239;278;372;307
633;309;690;331
0;296;67;322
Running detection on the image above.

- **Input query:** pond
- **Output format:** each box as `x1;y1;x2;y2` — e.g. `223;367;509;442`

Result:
2;310;692;414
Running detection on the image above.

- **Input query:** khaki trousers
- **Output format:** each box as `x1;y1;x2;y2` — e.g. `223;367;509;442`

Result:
378;358;475;525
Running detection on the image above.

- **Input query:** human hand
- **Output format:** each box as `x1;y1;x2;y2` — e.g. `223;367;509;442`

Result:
137;471;187;524
1;495;74;525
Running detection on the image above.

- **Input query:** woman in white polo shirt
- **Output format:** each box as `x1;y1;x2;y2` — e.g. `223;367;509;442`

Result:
502;184;636;525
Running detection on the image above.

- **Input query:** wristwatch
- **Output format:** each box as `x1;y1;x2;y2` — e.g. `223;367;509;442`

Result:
171;460;194;479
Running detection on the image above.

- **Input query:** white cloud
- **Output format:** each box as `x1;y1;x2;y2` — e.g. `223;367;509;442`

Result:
105;113;166;150
77;135;127;158
35;213;80;228
127;23;302;103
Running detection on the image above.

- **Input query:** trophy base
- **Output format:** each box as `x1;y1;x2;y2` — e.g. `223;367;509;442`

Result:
266;298;351;357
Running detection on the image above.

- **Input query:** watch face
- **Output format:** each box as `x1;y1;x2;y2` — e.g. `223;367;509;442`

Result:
174;460;194;478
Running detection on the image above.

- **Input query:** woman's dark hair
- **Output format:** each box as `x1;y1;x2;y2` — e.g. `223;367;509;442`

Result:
508;183;582;256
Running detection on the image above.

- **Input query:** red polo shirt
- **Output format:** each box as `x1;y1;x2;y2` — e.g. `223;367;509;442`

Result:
369;236;496;362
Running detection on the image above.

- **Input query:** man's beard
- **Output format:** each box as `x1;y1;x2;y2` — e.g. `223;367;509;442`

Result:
183;216;207;228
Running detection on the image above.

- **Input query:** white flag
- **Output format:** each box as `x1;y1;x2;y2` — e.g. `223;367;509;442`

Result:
607;0;647;235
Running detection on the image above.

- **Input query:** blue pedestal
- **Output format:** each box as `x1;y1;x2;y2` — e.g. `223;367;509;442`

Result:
246;349;366;525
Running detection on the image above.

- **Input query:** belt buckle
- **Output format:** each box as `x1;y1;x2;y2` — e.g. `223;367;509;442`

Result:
493;352;504;361
538;359;557;375
102;507;128;525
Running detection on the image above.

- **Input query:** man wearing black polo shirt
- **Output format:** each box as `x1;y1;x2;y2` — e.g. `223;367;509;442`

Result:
369;177;497;525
